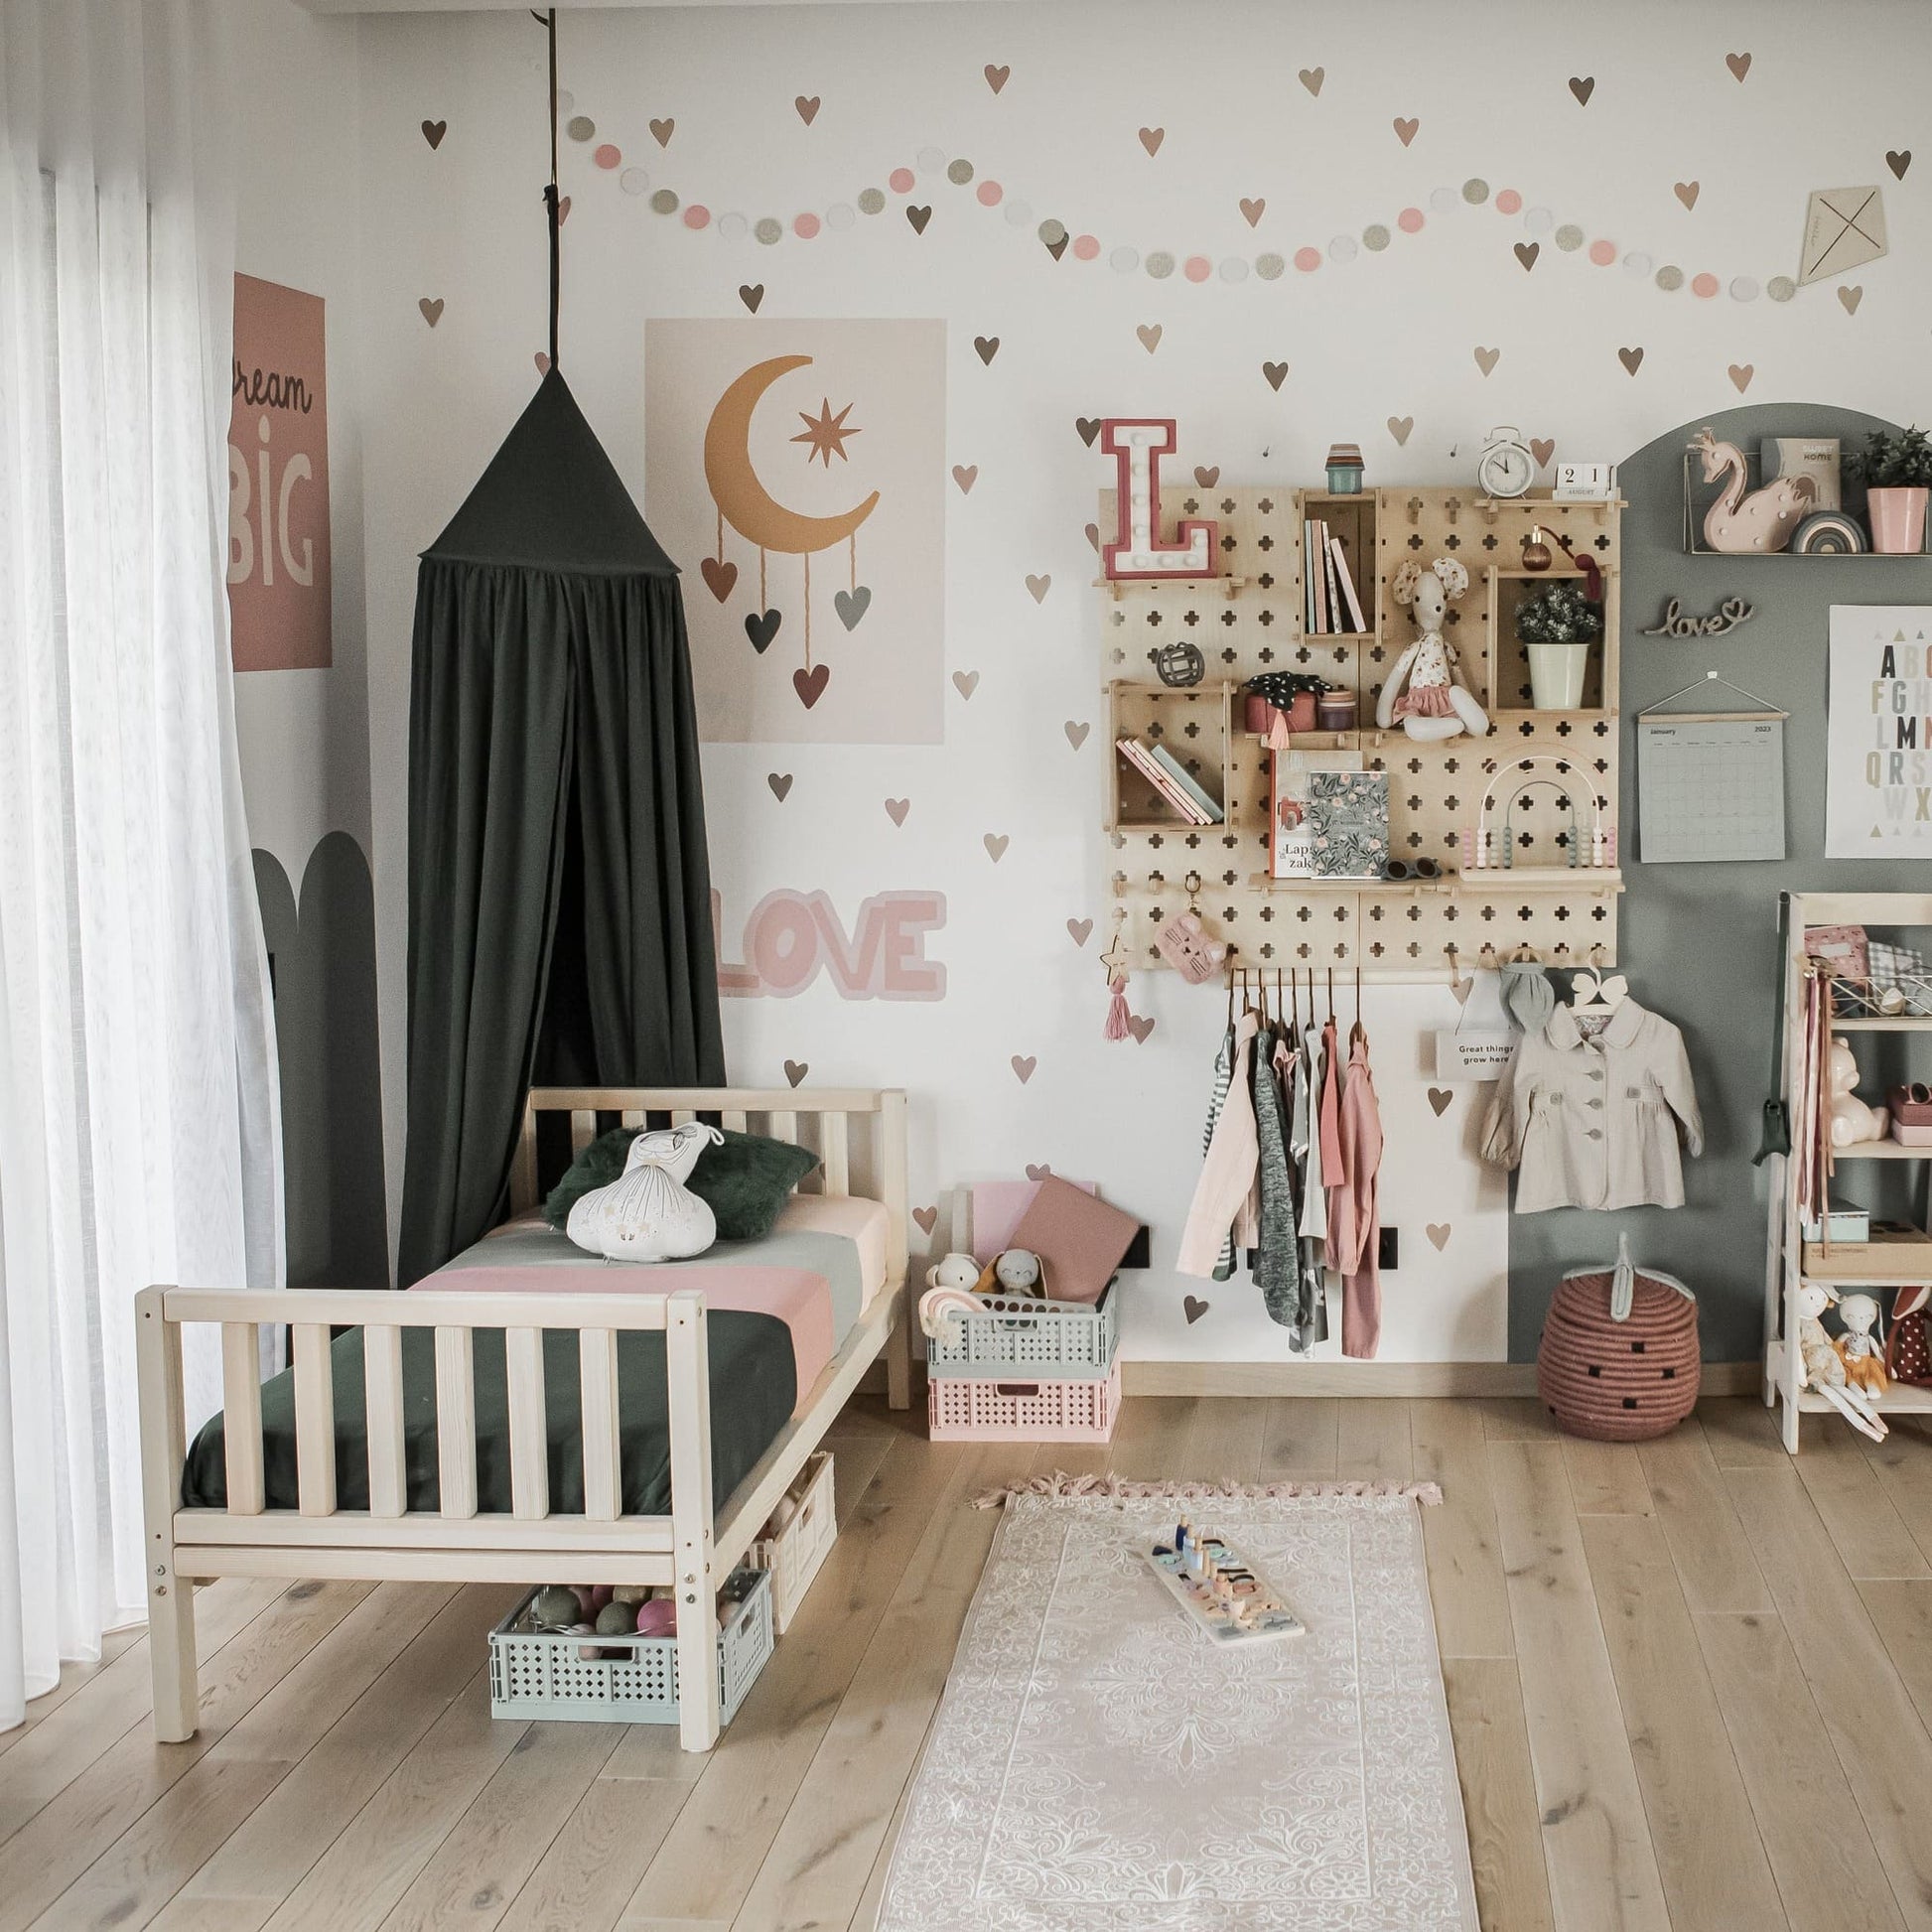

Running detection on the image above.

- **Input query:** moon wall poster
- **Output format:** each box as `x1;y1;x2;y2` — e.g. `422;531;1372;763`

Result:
645;320;945;744
1825;604;1932;857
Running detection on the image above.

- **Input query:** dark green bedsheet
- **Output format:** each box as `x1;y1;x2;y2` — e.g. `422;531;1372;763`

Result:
181;1314;796;1517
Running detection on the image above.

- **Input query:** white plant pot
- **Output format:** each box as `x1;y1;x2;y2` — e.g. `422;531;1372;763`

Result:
1526;639;1591;712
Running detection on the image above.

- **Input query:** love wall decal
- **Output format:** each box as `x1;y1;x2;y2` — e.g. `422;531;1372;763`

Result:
716;889;947;1002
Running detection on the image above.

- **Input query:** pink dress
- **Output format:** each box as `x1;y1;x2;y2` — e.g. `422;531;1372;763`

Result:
1335;1035;1385;1358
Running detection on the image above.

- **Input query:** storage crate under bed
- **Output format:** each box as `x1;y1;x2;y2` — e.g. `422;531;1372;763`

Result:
928;1360;1123;1442
488;1567;773;1725
924;1285;1120;1379
752;1449;836;1634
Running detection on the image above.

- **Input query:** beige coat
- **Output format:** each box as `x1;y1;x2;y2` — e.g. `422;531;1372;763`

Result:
1481;1000;1703;1212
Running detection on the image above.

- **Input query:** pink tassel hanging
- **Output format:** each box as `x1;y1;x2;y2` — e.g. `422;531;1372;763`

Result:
1265;706;1294;753
1103;972;1132;1040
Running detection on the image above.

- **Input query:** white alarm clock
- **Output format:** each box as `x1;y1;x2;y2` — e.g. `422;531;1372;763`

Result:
1477;425;1536;499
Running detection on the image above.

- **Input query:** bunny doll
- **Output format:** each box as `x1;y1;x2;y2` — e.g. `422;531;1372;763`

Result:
1797;1282;1886;1440
1377;556;1490;743
1836;1293;1889;1399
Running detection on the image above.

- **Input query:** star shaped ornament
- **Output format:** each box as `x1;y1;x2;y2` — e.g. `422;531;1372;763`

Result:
791;397;861;467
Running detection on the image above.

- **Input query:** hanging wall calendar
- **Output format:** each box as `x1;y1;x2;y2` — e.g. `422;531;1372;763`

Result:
1637;672;1787;863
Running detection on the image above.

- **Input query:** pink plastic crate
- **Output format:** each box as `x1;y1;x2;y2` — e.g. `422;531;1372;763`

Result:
927;1362;1122;1442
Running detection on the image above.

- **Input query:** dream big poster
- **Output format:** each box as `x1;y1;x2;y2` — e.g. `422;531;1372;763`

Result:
645;320;945;744
1827;605;1932;856
228;275;331;671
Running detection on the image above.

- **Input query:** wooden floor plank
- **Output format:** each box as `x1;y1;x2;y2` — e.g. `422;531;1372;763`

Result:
1578;1513;1786;1931
0;1578;286;1842
1411;1400;1513;1660
711;1442;1041;1932
1475;1397;1561;1444
494;1776;692;1932
1861;1417;1932;1570
151;1587;517;1932
1562;1439;1652;1516
1180;1393;1267;1483
1335;1397;1413;1481
1795;1423;1931;1581
1487;1441;1672;1932
626;1432;965;1925
1697;1395;1789;1469
374;1720;623;1932
1861;1579;1932;1739
0;1583;369;1932
1102;1396;1195;1482
1636;1430;1772;1615
1257;1396;1339;1480
1442;1657;1555;1932
1726;1464;1932;1927
38;1583;454;1932
1696;1608;1907;1932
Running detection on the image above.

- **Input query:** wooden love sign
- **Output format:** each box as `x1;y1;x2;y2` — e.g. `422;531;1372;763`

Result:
1640;595;1755;638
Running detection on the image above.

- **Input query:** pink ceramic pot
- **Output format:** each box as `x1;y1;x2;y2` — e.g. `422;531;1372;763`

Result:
1868;486;1929;555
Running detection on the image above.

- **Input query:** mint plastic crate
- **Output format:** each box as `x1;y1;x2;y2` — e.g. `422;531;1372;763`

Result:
487;1567;771;1725
924;1283;1119;1379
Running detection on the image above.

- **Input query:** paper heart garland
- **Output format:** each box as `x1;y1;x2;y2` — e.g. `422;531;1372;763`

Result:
701;557;737;603
792;663;829;709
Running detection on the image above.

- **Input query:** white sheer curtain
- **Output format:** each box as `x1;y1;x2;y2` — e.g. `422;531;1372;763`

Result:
0;0;282;1730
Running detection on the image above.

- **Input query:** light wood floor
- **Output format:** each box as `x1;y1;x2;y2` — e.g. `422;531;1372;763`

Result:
11;1393;1932;1930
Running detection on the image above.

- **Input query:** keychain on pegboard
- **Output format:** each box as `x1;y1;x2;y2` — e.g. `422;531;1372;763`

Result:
1155;871;1230;983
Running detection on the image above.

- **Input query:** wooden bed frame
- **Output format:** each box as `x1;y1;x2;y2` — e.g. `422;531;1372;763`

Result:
136;1086;910;1752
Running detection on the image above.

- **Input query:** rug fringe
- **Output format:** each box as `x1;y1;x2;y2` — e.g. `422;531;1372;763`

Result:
974;1472;1444;1509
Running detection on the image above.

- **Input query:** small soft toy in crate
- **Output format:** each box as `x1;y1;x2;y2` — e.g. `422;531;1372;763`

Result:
974;1247;1045;1299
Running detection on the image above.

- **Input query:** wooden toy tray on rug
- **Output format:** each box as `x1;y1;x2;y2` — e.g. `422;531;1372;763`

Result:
1142;1531;1306;1644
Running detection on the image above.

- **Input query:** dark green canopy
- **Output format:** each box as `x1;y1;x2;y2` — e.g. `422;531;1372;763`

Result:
397;369;725;1285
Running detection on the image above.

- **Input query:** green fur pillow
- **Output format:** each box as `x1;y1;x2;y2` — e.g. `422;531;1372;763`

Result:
544;1127;820;1242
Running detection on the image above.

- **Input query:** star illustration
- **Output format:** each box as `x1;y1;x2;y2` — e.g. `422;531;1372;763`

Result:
791;396;861;467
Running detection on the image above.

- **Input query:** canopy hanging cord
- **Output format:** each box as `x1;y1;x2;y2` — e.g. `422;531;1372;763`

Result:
533;7;561;370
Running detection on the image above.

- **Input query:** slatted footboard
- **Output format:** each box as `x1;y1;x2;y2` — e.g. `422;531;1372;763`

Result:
136;1085;909;1754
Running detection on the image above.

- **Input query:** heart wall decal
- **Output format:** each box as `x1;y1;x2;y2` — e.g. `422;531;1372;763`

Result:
834;586;872;630
783;1058;809;1087
984;63;1010;94
739;284;764;314
1728;363;1754;393
1426;1222;1451;1251
912;1205;939;1237
1262;360;1289;391
1183;1294;1209;1324
974;336;1000;365
701;557;737;603
1393;116;1419;147
1025;1162;1051;1182
1298;67;1323;95
1193;466;1220;486
794;94;821;125
1387;415;1414;445
1617;345;1645;375
952;669;980;699
792;663;829;709
1126;1014;1156;1043
1026;573;1051;603
1568;74;1595;104
984;832;1009;862
1530;437;1556;468
1239;197;1265;227
884;797;910;825
1889;150;1913;180
650;117;674;146
1011;1054;1036;1084
1840;284;1863;314
1063;720;1090;750
745;608;781;652
766;772;793;801
905;205;931;234
1515;241;1540;272
1427;1087;1452;1117
1726;50;1752;80
1076;417;1101;447
1137;324;1163;353
952;464;978;493
1138;126;1165;156
1674;180;1700;209
418;297;444;327
1066;917;1092;946
1473;345;1500;376
421;119;447;149
534;351;550;374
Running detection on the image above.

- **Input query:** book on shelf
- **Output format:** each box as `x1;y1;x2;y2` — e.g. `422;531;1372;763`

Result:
1147;743;1225;823
1328;535;1368;632
1321;534;1343;632
1308;518;1330;632
1116;738;1213;824
1270;748;1364;878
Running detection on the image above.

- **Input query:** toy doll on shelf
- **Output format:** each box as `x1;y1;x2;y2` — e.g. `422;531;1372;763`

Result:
1376;556;1490;743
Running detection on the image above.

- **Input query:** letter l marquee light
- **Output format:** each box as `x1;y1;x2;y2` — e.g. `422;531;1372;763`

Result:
1099;419;1219;581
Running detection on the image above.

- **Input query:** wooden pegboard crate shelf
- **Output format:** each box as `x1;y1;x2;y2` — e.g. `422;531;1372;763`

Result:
1099;485;1622;982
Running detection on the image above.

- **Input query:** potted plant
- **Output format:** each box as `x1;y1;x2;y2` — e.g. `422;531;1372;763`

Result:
1515;580;1603;711
1847;426;1932;553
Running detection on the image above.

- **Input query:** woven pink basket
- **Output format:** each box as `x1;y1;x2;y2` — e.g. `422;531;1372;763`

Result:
1536;1267;1701;1442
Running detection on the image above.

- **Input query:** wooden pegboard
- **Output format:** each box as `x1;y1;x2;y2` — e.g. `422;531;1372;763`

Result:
1100;484;1623;981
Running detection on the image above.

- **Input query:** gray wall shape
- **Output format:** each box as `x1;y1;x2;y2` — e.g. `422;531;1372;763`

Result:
255;832;390;1290
1507;403;1932;1362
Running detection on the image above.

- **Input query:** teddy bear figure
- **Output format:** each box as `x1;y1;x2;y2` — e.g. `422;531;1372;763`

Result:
1376;556;1490;743
1827;1036;1890;1147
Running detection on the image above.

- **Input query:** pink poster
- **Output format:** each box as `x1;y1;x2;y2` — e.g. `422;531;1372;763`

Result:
228;274;331;671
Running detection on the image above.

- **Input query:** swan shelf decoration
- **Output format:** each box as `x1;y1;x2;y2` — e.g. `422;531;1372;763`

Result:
1694;426;1816;555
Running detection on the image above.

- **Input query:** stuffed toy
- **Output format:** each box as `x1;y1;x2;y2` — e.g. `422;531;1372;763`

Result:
924;1251;980;1294
1796;1282;1886;1440
1827;1036;1890;1147
567;1122;723;1262
1377;556;1489;743
974;1248;1046;1299
1836;1292;1889;1398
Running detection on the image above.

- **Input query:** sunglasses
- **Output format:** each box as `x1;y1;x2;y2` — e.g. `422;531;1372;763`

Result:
1382;859;1444;882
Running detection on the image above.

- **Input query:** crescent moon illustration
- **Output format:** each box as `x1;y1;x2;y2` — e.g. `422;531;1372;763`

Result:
704;353;880;556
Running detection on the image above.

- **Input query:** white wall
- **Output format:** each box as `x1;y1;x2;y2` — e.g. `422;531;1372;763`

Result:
325;0;1932;1361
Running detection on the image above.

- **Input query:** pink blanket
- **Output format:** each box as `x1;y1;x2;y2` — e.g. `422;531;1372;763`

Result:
409;1263;835;1410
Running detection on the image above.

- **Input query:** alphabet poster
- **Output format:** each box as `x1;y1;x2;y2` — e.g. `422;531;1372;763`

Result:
645;320;945;744
228;275;331;671
1827;605;1932;856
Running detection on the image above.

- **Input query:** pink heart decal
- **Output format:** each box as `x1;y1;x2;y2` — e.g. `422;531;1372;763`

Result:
1066;917;1093;946
1239;197;1265;227
912;1204;939;1237
1126;1014;1156;1043
1393;116;1419;147
794;94;821;125
952;464;978;493
884;797;910;825
984;64;1010;94
1011;1054;1036;1084
1139;126;1165;156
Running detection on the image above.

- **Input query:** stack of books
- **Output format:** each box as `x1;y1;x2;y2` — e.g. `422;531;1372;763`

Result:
1116;737;1225;825
1304;520;1368;635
